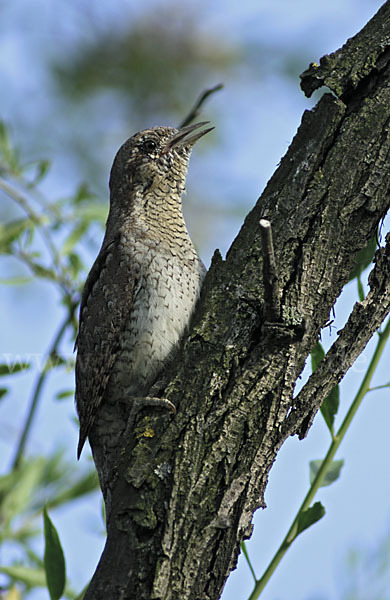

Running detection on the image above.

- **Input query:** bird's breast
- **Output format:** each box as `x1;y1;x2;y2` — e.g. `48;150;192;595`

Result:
109;242;205;396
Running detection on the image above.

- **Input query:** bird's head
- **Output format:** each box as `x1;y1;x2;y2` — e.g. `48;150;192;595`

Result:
109;122;213;201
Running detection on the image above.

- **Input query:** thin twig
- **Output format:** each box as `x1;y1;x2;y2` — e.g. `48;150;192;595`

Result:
284;237;390;438
259;219;281;322
11;305;77;470
179;83;223;128
241;541;257;583
0;176;73;293
368;381;390;392
248;316;390;599
13;247;73;297
0;177;58;262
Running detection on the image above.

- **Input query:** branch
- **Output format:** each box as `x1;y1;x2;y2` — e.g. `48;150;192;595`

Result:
251;314;390;598
259;219;281;321
0;176;74;294
11;305;77;470
300;2;390;98
179;83;223;128
283;235;390;439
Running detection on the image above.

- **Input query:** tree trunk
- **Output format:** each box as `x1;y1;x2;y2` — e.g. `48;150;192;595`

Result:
84;4;390;599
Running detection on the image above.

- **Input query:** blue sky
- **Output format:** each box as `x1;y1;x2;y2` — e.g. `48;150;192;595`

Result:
0;1;388;599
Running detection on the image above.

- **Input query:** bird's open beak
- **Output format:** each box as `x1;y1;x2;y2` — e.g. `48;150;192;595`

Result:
162;121;214;153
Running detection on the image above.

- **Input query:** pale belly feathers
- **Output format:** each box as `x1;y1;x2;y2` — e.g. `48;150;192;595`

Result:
108;249;205;396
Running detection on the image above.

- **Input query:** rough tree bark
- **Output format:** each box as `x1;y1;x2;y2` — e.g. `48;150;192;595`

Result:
84;4;390;599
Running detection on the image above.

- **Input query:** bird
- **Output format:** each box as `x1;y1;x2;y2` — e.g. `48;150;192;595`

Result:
75;121;213;459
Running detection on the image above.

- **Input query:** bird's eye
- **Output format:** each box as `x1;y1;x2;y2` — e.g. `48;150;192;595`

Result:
142;139;157;154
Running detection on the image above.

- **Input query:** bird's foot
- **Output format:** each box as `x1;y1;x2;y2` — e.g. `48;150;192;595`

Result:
125;396;176;437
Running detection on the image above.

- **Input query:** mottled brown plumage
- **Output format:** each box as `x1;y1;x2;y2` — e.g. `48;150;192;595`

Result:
75;122;213;458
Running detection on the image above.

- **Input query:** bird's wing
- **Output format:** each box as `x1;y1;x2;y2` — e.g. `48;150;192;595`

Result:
75;235;136;458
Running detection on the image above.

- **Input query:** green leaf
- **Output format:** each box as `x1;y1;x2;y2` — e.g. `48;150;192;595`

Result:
296;502;325;536
309;459;344;487
0;219;33;252
349;235;377;281
310;341;325;371
0;120;22;174
29;263;57;281
33;159;51;184
24;159;51;186
55;390;75;401
357;274;365;301
0;362;30;376
67;252;83;277
311;342;340;434
43;507;66;600
0;459;46;529
320;384;340;435
73;202;108;223
0;120;8;145
0;387;7;399
0;276;33;285
73;182;95;204
0;564;46;588
61;222;88;255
